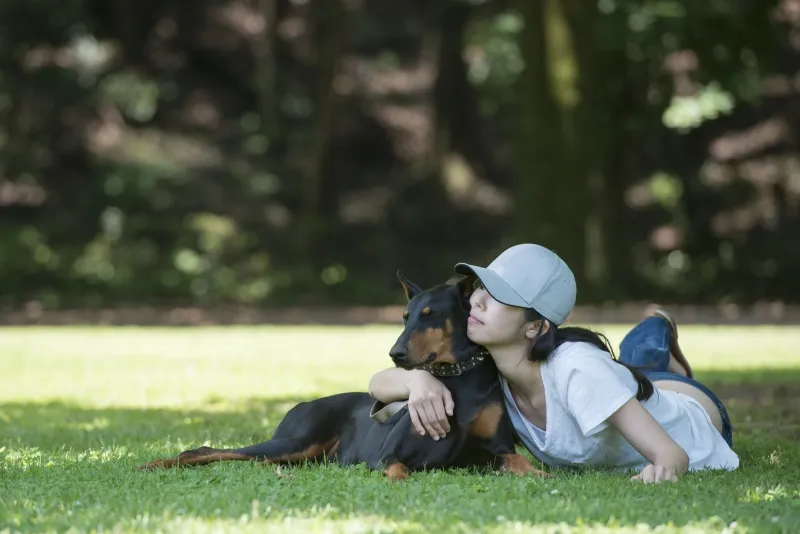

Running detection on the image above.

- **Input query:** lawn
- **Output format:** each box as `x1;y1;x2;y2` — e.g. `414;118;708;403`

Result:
1;324;799;533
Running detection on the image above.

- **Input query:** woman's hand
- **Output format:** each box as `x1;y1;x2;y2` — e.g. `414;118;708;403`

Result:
631;464;679;483
608;398;689;483
406;370;454;440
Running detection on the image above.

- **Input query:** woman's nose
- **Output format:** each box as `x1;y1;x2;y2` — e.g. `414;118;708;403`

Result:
470;289;486;309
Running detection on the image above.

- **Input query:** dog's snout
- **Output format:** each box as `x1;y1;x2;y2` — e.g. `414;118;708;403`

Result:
389;343;407;362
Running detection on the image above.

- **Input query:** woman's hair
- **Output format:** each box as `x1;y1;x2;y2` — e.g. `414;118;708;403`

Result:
524;308;655;402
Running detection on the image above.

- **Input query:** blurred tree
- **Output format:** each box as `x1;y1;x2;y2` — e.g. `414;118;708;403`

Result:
0;0;795;311
514;0;597;290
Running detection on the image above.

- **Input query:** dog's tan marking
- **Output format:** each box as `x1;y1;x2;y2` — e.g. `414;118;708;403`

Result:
383;462;410;481
138;448;250;470
261;436;340;464
470;402;504;439
400;279;416;301
139;437;341;471
408;323;455;365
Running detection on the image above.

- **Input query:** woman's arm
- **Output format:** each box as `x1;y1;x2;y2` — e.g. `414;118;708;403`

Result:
368;367;454;439
368;367;419;403
608;397;690;483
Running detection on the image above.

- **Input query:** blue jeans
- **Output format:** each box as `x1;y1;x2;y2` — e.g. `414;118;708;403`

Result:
619;316;733;448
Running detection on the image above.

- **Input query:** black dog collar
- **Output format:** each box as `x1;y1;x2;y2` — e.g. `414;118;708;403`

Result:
417;350;490;377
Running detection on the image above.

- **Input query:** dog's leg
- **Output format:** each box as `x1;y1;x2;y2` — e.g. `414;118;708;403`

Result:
371;416;461;480
247;436;340;465
138;394;363;471
138;436;341;470
469;401;552;478
138;446;256;470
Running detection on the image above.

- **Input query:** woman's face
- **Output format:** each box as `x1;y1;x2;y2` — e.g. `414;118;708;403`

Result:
466;280;530;347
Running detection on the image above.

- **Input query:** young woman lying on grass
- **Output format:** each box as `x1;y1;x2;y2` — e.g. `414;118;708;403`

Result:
369;244;739;483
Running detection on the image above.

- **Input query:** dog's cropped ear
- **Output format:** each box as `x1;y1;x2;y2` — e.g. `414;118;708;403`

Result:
396;270;423;301
451;275;475;299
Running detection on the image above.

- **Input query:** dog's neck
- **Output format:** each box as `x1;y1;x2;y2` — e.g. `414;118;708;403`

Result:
370;344;498;426
417;348;490;378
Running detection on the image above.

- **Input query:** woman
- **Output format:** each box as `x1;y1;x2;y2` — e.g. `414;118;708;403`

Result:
368;243;739;483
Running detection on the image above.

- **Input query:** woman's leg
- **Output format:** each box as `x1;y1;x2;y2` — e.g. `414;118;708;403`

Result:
618;309;692;377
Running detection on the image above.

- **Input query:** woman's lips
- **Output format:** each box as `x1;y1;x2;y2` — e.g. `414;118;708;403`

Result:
468;315;483;325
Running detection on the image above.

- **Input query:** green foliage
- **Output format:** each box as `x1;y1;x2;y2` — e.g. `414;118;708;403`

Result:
662;82;735;131
0;0;794;308
100;72;160;122
466;12;525;114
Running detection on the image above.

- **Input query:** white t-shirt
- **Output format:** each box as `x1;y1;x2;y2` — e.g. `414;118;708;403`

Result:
502;341;740;472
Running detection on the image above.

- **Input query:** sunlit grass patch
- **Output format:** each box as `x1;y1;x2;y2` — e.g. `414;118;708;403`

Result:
1;325;799;533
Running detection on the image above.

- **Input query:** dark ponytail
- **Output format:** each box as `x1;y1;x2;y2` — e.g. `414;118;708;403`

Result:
525;308;654;402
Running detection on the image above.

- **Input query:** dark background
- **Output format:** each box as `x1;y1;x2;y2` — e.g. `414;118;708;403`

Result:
1;0;798;314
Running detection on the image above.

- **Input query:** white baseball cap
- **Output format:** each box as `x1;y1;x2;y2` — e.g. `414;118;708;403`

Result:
454;244;577;325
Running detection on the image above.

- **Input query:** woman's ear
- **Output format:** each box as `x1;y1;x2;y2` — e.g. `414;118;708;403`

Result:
525;320;550;340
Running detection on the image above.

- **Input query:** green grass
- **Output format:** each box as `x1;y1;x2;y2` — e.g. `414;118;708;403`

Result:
1;325;799;533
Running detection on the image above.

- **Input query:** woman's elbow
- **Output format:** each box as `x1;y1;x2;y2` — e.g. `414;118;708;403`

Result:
367;373;382;400
367;368;400;403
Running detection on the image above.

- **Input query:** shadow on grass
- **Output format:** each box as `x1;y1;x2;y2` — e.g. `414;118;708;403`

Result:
0;396;310;452
1;368;798;451
696;368;800;442
2;370;800;532
697;367;800;386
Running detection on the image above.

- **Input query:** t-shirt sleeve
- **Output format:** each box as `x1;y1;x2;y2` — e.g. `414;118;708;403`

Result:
556;346;636;437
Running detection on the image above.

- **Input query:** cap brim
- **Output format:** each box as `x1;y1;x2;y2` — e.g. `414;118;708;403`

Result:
454;263;530;308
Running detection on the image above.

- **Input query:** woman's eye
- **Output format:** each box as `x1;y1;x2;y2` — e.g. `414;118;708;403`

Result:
472;279;485;290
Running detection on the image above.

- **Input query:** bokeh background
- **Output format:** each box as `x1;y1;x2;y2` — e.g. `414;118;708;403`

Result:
1;0;799;322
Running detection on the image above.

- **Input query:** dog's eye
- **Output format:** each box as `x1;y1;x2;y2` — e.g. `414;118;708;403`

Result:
420;306;440;317
402;310;409;322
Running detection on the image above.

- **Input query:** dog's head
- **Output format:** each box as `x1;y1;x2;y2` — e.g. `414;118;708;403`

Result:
389;270;480;370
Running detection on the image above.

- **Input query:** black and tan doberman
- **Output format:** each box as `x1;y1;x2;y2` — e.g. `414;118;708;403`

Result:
138;272;551;480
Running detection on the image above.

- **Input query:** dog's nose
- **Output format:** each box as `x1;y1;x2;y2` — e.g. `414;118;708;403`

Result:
389;343;407;362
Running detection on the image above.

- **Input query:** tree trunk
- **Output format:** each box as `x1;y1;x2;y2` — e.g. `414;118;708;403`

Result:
515;0;563;242
431;2;471;168
561;0;602;293
515;0;588;283
601;59;647;300
251;0;280;138
115;0;142;64
297;0;348;263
